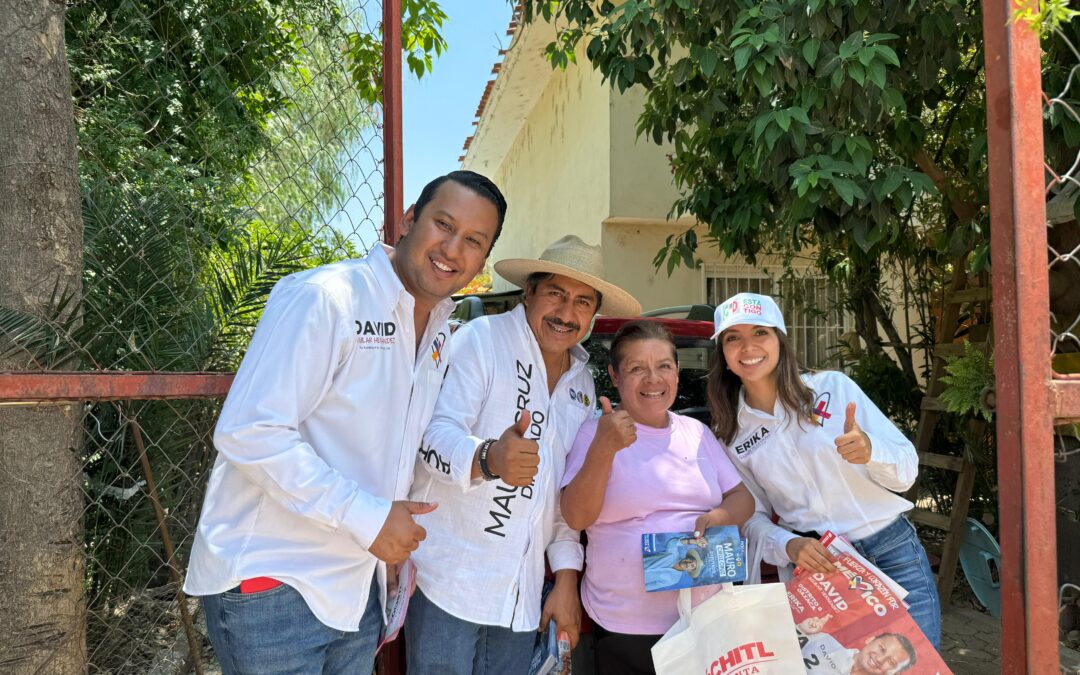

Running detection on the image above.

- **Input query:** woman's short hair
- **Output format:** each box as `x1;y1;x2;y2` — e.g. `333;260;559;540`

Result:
610;320;677;370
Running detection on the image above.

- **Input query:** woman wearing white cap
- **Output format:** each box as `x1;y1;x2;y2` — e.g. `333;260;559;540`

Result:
706;293;941;649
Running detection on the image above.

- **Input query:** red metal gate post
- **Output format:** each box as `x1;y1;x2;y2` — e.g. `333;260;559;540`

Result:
382;0;403;245
378;6;408;674
981;1;1059;672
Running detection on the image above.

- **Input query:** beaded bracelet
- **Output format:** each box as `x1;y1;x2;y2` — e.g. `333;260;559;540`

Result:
478;438;499;481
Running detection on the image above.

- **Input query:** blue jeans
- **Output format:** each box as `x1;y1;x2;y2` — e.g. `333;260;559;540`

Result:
405;587;536;675
852;516;942;650
202;579;382;675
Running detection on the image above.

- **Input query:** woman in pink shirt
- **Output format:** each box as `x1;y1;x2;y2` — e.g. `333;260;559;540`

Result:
561;320;754;675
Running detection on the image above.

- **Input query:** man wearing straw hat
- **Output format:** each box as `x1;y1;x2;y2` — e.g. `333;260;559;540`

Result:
405;235;641;674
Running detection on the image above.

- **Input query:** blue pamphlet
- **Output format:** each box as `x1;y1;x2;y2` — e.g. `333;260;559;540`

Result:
641;525;747;592
529;581;571;675
529;618;571;675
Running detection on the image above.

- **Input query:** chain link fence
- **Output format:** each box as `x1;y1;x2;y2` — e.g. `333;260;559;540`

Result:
1046;23;1080;393
82;400;219;673
1042;13;1080;653
60;0;387;375
1044;28;1080;460
2;0;395;671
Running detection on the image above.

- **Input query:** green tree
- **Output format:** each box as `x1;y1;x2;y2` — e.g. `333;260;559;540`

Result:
68;0;447;245
524;0;1080;384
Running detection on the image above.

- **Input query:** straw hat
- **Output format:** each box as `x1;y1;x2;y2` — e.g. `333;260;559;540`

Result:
494;235;641;317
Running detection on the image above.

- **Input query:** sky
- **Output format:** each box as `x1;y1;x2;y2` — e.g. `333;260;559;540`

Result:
402;0;515;201
331;0;514;250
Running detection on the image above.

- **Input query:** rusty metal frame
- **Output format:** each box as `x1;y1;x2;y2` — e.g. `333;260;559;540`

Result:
382;0;403;245
982;0;1060;672
0;372;234;402
376;2;408;672
1052;379;1080;423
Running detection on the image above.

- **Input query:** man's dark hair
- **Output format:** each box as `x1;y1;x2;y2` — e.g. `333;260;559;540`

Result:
524;271;603;315
412;170;507;252
872;633;918;673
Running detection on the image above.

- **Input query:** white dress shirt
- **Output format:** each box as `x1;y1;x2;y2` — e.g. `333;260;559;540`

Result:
409;305;591;630
184;244;454;631
729;371;917;571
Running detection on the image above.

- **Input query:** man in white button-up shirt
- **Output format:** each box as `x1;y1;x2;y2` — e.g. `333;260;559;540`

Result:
404;235;642;675
183;171;506;675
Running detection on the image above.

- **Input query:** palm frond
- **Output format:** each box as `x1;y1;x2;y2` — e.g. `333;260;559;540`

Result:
0;279;89;369
200;229;310;369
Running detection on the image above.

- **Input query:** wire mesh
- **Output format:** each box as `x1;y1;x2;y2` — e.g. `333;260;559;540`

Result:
3;0;388;671
80;400;218;673
1044;16;1080;651
1;0;387;374
1045;25;1080;375
1044;21;1080;466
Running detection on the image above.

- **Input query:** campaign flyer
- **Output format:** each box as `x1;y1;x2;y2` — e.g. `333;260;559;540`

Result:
786;552;952;674
529;619;571;675
378;559;415;652
641;525;746;592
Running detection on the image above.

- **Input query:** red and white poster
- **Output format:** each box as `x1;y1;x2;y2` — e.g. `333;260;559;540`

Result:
785;542;951;675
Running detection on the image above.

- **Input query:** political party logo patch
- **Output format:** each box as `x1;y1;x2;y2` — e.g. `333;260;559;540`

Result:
568;387;591;408
732;425;772;457
721;300;737;320
430;332;446;369
812;392;832;427
720;296;764;321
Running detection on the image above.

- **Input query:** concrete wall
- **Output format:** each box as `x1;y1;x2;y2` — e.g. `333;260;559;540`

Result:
601;220;703;312
608;85;682;222
485;59;612;292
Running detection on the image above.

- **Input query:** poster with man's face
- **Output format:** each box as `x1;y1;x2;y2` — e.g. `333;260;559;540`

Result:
786;552;951;675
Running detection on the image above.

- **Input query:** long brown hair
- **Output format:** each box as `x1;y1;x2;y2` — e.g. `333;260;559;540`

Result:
708;327;815;444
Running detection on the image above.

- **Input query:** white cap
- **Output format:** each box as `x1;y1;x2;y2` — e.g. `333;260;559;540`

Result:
710;292;787;339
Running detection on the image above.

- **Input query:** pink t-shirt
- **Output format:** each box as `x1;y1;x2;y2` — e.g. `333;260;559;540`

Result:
561;412;742;635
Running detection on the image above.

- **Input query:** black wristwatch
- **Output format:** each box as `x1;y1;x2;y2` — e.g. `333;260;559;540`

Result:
478;438;499;481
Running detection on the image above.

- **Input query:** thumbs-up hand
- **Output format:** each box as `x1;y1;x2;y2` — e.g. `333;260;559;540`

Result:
600;396;615;415
369;500;438;564
593;396;637;456
487;410;541;486
797;613;833;635
834;402;872;464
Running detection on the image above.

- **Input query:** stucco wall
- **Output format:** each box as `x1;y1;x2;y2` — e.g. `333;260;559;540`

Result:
609;85;682;222
484;60;612;292
601;220;709;312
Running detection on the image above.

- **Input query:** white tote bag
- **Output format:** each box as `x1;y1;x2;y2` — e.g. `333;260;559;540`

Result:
651;584;803;675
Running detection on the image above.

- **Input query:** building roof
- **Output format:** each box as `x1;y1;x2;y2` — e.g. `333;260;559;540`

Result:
458;2;557;175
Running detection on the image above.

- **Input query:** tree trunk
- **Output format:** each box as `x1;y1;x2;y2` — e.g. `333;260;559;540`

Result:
0;1;86;673
866;292;918;385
